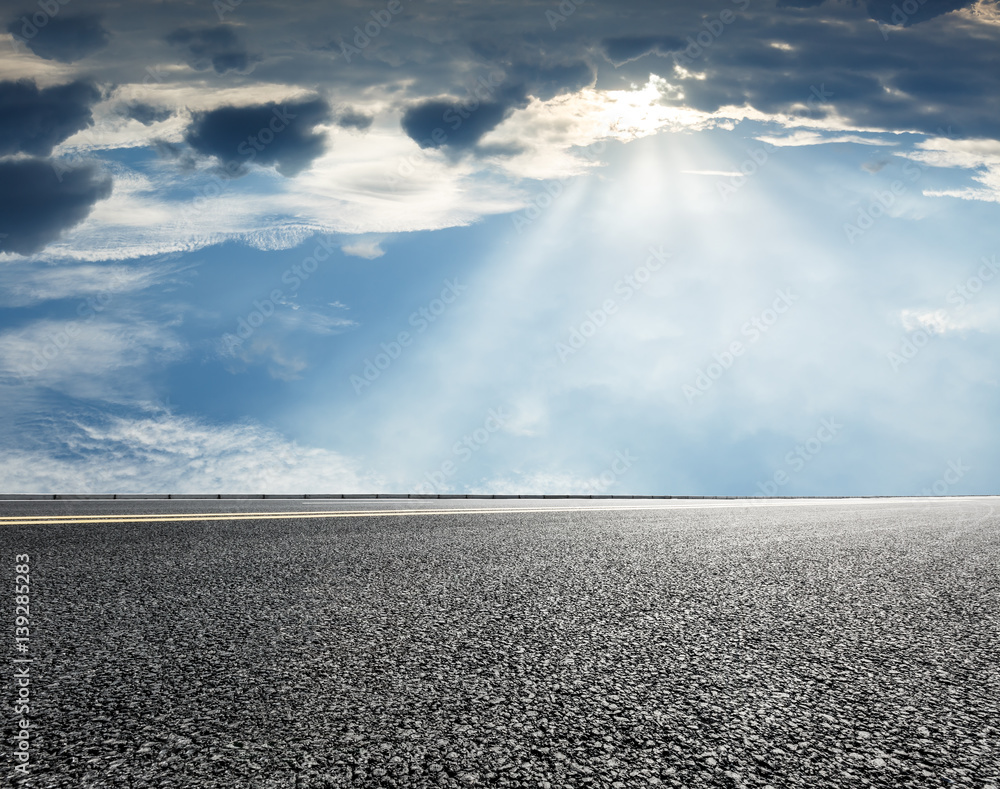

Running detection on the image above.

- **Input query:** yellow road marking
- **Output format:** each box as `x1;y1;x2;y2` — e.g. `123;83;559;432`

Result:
0;504;691;526
0;496;990;527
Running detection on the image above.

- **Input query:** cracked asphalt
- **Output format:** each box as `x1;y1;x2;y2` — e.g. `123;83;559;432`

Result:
1;498;997;788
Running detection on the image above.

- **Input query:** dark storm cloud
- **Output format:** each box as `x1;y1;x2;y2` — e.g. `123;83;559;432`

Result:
400;86;528;151
184;98;332;177
602;36;687;65
465;38;595;100
123;102;173;126
892;70;984;99
336;109;374;131
0;159;112;256
7;13;110;62
505;61;594;101
0;79;101;157
165;25;257;74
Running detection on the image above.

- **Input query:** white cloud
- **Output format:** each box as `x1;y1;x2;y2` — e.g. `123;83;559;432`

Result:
0;256;186;307
900;308;966;334
502;395;549;438
480;75;721;180
954;0;1000;25
0;317;185;400
0;412;385;494
899;302;1000;336
225;336;309;381
274;307;355;335
756;131;892;147
215;302;356;379
341;236;386;259
909;137;1000;204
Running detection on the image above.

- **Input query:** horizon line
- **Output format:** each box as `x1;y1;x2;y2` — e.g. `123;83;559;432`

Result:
1;493;997;501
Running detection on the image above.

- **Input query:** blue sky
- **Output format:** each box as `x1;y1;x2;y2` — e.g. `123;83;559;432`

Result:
1;0;999;494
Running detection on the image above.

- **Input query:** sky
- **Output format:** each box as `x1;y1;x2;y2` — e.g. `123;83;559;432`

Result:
1;0;999;495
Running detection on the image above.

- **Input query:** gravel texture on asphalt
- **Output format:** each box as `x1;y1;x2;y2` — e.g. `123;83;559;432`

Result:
1;499;997;788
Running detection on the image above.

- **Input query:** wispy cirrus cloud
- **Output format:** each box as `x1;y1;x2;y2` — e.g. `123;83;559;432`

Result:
0;317;185;400
0;256;185;307
0;411;385;493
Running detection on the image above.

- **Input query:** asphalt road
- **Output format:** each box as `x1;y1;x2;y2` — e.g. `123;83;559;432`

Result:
1;498;997;788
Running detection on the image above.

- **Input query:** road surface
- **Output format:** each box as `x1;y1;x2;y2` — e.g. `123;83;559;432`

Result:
1;497;997;788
